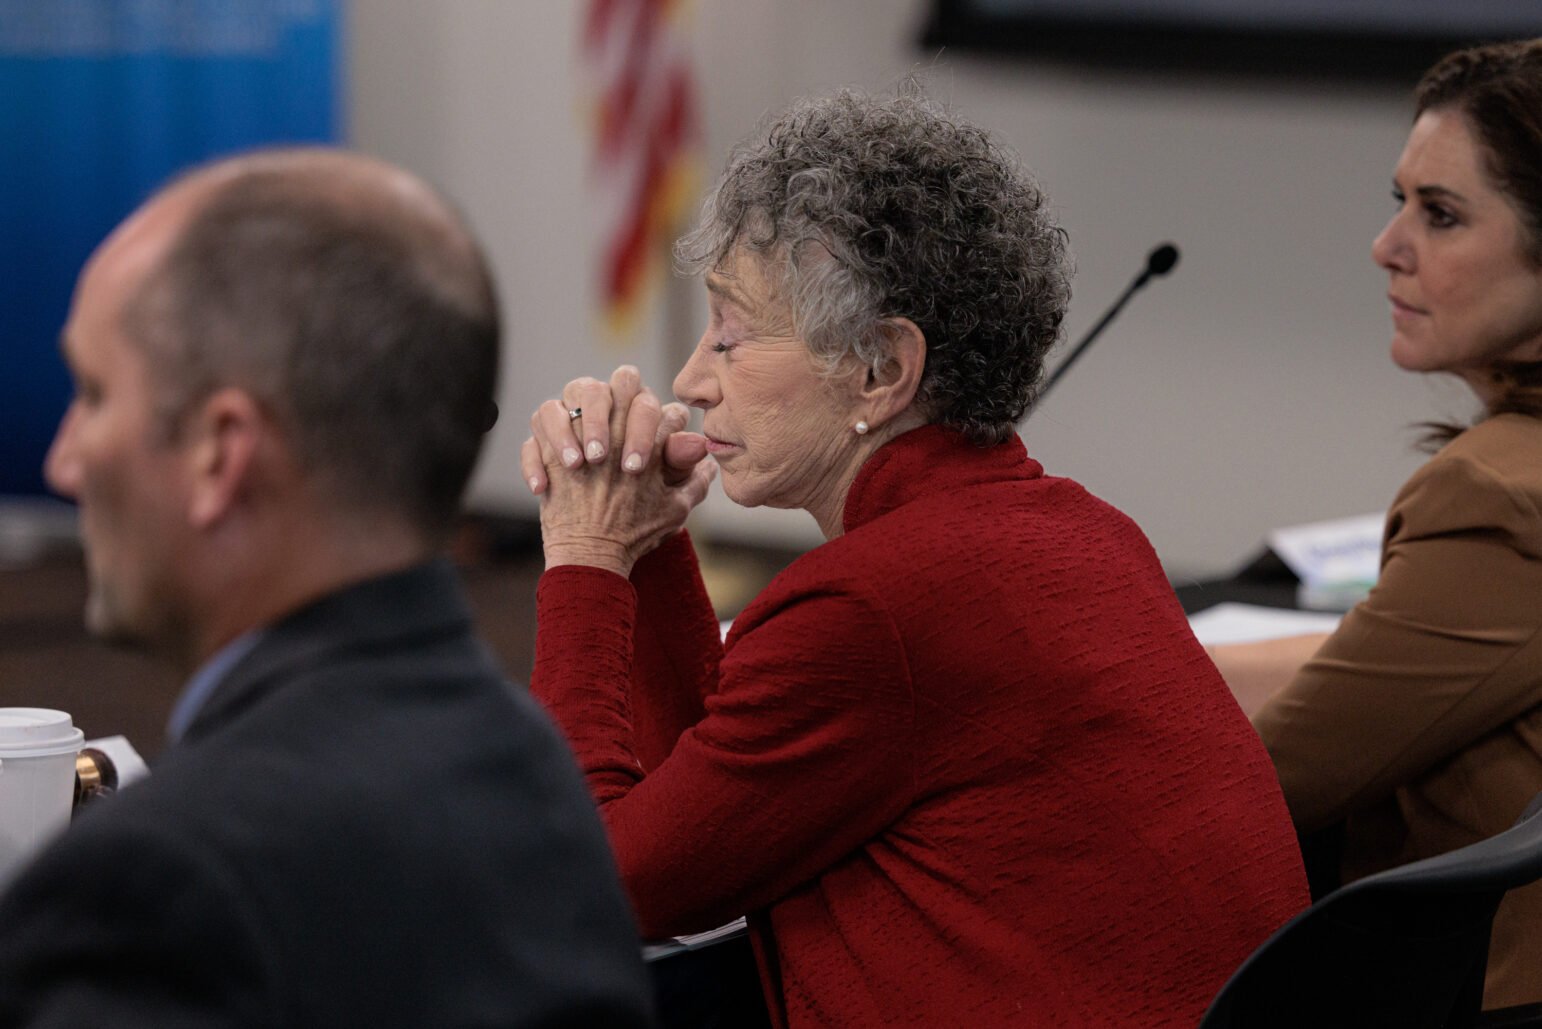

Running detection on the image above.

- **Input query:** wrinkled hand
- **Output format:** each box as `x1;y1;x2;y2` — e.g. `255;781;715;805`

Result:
521;366;714;576
522;365;708;491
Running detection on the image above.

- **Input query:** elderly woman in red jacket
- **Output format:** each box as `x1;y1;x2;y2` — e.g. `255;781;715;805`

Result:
523;87;1306;1028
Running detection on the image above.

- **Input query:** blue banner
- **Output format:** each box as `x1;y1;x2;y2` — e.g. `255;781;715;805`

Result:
1;0;340;495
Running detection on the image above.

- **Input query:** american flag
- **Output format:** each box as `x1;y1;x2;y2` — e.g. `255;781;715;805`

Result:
582;0;700;338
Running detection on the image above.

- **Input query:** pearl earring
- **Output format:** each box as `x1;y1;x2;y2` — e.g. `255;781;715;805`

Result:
854;420;870;435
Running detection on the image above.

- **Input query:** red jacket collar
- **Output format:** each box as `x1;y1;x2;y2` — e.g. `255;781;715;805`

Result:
841;424;1044;534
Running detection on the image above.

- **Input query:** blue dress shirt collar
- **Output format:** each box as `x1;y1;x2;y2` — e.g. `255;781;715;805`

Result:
166;630;265;745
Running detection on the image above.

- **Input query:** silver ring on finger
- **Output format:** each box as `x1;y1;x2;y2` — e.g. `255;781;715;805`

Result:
567;407;582;421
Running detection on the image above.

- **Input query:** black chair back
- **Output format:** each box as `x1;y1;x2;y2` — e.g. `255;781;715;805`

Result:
1200;794;1542;1028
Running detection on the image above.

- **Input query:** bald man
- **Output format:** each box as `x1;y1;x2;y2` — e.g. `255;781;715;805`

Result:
0;151;653;1027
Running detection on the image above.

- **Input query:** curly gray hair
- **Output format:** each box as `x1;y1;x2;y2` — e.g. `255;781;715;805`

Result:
675;85;1070;445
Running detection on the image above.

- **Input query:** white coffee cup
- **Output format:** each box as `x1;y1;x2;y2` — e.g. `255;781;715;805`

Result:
0;708;85;884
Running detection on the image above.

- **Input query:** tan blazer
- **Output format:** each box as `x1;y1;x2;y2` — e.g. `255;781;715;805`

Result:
1255;413;1542;1009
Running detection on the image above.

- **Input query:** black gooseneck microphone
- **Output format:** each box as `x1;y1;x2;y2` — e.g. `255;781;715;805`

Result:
1030;242;1180;411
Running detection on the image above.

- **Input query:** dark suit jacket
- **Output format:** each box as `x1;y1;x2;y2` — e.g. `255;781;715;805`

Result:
0;560;654;1027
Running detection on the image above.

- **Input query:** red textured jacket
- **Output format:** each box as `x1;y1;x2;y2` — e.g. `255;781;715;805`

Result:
535;425;1307;1028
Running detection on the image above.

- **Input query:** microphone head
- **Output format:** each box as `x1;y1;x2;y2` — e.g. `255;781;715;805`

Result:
1146;243;1179;277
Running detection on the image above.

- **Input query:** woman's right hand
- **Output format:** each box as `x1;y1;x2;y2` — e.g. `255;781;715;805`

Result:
520;366;713;575
522;365;708;493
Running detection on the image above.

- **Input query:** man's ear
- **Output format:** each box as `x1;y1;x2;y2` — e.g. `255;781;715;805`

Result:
857;317;927;427
184;388;266;531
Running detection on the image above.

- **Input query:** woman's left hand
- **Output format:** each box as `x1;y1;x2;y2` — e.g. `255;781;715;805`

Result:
522;366;715;577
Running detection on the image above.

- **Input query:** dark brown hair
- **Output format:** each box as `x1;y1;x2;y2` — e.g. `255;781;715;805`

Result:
1413;39;1542;445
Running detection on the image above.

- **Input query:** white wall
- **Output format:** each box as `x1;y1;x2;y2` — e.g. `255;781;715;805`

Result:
348;0;1474;577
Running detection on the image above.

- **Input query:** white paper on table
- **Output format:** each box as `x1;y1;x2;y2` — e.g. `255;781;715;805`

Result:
1188;603;1343;646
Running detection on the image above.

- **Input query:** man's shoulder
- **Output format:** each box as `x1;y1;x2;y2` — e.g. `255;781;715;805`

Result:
168;643;576;840
53;607;585;897
0;637;651;1024
187;572;553;778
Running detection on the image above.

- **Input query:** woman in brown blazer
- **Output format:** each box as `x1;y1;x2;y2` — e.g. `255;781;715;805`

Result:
1211;39;1542;1010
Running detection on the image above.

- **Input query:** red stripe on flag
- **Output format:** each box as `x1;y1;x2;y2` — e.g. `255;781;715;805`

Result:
603;65;694;305
585;0;698;324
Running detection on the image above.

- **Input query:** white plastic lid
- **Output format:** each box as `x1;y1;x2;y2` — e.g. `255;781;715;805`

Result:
0;708;85;758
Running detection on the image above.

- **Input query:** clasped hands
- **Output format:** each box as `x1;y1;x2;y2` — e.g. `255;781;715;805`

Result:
522;365;716;577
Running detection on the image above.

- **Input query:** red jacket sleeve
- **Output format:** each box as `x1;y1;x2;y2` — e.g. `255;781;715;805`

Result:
626;532;722;770
533;554;917;937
